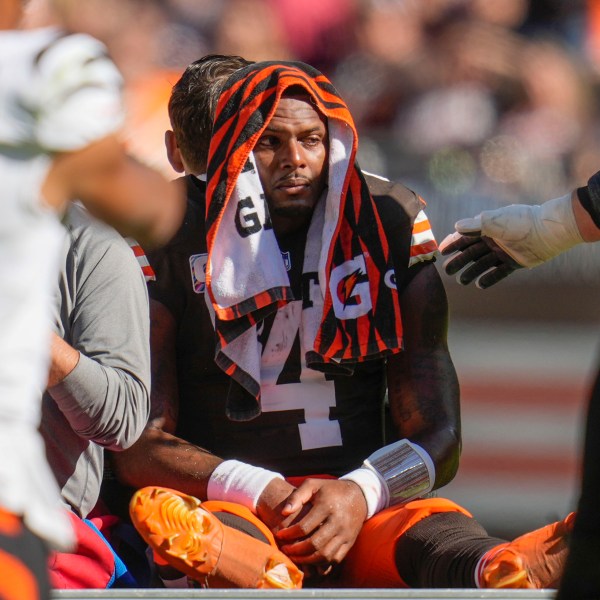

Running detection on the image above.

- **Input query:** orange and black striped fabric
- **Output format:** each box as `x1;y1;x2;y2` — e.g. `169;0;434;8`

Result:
205;61;405;417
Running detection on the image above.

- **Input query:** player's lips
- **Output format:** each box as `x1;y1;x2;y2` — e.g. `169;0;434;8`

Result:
276;178;311;194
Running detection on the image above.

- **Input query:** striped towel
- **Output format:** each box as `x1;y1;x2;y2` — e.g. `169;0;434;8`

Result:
204;61;422;420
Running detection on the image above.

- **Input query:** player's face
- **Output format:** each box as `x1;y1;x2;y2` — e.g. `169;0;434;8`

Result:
253;95;328;235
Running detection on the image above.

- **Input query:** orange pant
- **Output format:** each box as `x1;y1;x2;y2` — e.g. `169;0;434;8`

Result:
286;475;472;587
340;497;471;587
201;496;470;588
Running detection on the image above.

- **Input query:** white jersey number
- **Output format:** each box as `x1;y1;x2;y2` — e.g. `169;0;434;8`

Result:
259;302;343;450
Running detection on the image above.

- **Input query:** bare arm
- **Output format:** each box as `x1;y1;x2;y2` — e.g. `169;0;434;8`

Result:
573;190;600;242
47;332;79;388
42;135;185;249
112;299;299;511
146;299;179;433
387;261;461;488
112;299;217;496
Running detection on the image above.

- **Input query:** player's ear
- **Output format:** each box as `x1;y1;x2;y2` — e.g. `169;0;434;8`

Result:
165;130;185;173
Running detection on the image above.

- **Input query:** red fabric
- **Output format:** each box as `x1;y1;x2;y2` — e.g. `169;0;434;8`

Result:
48;512;118;589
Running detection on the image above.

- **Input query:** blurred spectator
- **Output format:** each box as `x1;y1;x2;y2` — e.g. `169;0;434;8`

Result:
21;0;600;278
333;0;430;127
492;37;595;199
213;0;292;62
466;0;529;29
268;0;357;71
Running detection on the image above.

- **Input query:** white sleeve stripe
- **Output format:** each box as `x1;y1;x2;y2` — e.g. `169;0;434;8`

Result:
412;230;436;245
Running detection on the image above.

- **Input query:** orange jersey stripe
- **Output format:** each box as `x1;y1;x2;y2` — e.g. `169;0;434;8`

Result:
410;240;438;257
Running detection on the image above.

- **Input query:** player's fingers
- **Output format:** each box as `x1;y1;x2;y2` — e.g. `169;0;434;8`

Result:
439;231;481;256
279;537;316;559
439;231;464;255
475;263;519;289
331;541;352;565
281;528;344;564
482;237;525;269
281;481;317;516
276;507;325;542
456;251;500;285
443;240;490;275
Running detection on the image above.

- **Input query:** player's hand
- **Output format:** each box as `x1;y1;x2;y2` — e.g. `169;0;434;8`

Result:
439;227;522;289
274;478;368;568
256;477;307;532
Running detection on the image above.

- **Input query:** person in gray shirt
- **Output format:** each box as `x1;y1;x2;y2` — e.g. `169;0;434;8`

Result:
41;202;150;587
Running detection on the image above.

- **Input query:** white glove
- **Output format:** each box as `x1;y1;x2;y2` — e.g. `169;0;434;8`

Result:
456;193;584;267
439;194;584;288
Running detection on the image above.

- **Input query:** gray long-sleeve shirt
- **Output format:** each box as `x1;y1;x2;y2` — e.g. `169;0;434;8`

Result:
40;204;150;518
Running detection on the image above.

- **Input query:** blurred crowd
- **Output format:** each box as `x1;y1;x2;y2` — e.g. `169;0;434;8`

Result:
25;0;600;283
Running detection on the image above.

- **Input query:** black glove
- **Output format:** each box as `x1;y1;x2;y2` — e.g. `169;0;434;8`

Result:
439;231;522;289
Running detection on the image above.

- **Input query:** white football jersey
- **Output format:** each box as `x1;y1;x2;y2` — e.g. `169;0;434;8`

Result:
0;27;124;550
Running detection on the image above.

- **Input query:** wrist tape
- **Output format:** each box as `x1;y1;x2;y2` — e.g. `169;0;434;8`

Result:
207;460;284;513
341;439;435;519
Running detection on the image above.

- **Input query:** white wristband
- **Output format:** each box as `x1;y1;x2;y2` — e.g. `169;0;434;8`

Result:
207;460;284;513
340;466;388;520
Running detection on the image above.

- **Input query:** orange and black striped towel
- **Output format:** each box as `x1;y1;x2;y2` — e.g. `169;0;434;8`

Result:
205;61;409;420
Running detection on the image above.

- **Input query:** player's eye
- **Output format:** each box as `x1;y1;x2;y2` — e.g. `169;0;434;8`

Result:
256;135;279;149
303;136;322;147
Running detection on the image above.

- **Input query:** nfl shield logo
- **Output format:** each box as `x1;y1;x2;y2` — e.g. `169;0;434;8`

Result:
189;253;208;293
281;251;291;272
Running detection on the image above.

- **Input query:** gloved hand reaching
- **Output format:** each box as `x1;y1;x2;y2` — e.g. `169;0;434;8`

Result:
439;194;584;288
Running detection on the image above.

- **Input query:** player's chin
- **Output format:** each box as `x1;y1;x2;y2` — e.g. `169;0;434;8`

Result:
271;201;317;219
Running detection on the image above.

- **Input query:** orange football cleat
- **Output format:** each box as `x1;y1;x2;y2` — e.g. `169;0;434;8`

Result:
479;512;575;589
129;486;303;589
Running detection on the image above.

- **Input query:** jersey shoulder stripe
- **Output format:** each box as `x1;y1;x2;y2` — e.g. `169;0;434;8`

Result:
409;209;437;266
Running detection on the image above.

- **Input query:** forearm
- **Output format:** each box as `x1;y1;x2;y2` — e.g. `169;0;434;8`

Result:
113;426;296;521
47;332;80;387
47;135;185;249
392;262;461;487
573;189;600;242
112;426;221;500
388;347;461;488
78;153;185;250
